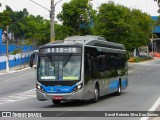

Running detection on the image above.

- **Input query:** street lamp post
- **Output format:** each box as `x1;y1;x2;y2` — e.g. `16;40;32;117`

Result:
30;0;63;42
152;26;154;56
5;14;27;73
51;0;63;42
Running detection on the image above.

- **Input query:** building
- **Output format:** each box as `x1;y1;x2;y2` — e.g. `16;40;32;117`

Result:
151;16;160;53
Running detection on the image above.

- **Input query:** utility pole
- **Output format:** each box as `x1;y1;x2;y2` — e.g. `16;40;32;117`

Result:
6;25;9;73
88;0;92;6
5;14;27;73
152;26;154;56
51;0;55;42
30;0;63;42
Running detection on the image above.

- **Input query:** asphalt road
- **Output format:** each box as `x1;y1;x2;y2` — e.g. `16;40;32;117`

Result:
1;59;160;120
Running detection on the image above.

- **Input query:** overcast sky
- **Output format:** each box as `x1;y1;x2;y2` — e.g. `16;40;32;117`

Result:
0;0;159;20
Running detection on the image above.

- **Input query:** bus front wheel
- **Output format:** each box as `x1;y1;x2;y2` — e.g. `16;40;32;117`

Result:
52;100;61;105
93;85;99;103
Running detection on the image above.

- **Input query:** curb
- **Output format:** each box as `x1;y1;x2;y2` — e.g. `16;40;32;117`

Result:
0;65;36;76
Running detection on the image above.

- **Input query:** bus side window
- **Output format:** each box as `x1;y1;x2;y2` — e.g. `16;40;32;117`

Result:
88;58;92;71
86;54;92;73
105;54;109;70
111;54;118;69
92;56;98;71
101;55;106;71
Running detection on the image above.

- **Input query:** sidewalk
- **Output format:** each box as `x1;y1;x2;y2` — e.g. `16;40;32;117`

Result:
0;63;31;75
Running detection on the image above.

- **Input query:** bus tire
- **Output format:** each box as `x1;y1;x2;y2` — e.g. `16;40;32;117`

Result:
52;100;61;105
93;85;99;103
115;80;121;96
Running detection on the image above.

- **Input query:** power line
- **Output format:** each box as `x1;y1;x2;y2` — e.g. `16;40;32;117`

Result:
28;0;63;42
29;0;50;12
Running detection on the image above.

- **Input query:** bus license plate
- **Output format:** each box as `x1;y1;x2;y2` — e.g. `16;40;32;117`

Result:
54;96;63;100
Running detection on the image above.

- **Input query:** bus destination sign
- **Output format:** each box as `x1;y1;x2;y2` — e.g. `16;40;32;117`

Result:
39;47;81;54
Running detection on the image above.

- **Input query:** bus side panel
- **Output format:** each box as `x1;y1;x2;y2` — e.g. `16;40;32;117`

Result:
84;46;128;98
120;54;128;90
82;47;94;100
121;76;128;90
84;47;111;98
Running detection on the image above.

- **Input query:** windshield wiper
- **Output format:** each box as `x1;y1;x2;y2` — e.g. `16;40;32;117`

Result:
47;55;55;67
63;54;72;67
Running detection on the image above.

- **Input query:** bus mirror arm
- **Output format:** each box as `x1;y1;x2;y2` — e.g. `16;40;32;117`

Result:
30;54;34;68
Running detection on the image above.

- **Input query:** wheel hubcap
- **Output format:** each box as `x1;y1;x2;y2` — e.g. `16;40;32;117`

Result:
95;89;98;100
118;84;121;93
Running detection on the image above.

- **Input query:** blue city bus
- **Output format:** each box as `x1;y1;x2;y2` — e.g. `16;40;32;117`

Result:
30;35;128;104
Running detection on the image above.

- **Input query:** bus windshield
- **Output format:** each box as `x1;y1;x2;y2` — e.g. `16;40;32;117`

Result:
38;54;81;81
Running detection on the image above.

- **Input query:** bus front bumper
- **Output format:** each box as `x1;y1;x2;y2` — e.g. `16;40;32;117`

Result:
36;89;86;101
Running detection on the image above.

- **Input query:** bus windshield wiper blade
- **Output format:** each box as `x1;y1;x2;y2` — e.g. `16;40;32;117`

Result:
63;54;72;67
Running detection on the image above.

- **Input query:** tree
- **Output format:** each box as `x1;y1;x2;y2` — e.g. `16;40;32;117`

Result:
57;0;95;35
55;23;71;40
93;2;153;51
21;15;50;46
0;6;12;30
0;5;72;46
0;6;29;40
127;9;153;50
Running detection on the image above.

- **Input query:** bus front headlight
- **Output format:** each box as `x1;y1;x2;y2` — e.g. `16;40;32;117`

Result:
36;84;45;93
73;84;83;92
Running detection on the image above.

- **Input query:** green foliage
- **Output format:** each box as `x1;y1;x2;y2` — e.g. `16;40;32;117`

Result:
55;23;71;40
0;2;153;50
0;6;71;46
134;57;153;63
0;7;12;30
11;48;22;55
57;0;95;35
93;2;153;51
22;15;50;46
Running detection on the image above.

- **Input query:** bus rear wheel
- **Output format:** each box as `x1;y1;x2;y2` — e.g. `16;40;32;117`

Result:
52;100;61;105
115;80;121;96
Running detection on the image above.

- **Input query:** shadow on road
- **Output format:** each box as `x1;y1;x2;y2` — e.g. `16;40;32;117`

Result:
42;92;127;108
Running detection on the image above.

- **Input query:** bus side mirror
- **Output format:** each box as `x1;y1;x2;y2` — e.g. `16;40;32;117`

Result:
29;52;38;68
29;53;34;68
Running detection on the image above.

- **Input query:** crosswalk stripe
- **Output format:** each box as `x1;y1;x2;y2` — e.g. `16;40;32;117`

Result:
0;89;36;105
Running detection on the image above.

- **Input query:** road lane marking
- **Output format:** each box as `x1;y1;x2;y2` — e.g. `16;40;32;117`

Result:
0;89;36;105
140;97;160;120
55;111;70;117
55;110;72;117
0;66;36;76
3;72;35;82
